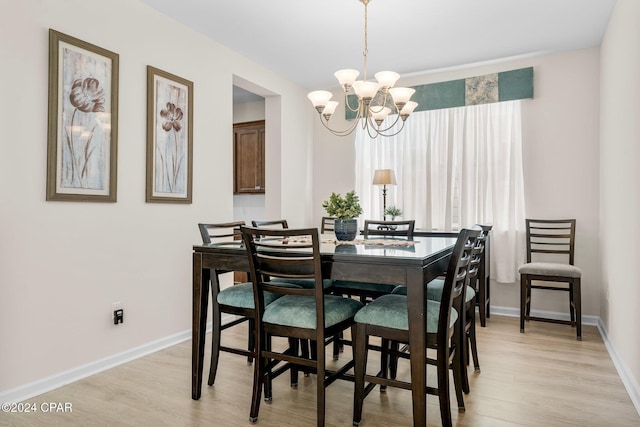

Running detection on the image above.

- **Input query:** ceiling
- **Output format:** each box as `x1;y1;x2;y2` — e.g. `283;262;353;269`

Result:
141;0;616;93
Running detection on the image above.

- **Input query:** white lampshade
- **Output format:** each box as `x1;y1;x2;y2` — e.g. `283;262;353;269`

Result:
389;87;415;109
334;69;360;90
371;107;391;125
352;80;381;100
307;90;333;109
375;71;400;89
372;169;397;185
322;101;339;120
400;101;418;118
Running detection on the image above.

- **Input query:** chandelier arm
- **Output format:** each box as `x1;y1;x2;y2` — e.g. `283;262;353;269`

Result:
375;119;407;138
368;103;391;114
344;94;361;113
380;123;407;137
366;123;377;139
318;112;362;137
373;113;403;133
360;103;370;130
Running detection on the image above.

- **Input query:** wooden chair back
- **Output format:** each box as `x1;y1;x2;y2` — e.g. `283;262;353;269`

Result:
525;219;576;265
251;219;289;229
198;221;245;244
468;226;488;289
241;226;323;322
442;228;480;340
362;219;415;238
320;216;335;234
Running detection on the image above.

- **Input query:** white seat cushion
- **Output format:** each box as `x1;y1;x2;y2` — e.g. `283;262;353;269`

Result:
518;262;582;278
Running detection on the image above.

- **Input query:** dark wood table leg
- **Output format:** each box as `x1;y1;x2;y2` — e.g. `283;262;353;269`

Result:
407;268;426;427
574;278;582;340
192;253;210;400
520;275;527;333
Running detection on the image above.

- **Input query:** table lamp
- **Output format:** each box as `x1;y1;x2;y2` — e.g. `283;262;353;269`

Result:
372;169;397;220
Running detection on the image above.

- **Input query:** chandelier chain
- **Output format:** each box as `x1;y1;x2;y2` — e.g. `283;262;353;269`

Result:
363;0;368;82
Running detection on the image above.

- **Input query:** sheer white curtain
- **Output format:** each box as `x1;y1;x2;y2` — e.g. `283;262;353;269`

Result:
355;100;525;282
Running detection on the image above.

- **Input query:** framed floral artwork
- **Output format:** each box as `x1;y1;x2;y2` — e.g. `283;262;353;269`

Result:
146;66;193;203
46;29;119;202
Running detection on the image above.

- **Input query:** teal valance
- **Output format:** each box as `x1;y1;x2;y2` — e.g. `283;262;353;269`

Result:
345;67;533;120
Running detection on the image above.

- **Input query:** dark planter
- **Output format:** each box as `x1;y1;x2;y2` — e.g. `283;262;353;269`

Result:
334;218;358;241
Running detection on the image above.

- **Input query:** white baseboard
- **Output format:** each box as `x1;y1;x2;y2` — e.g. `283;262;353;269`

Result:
0;328;189;404
489;305;599;325
0;315;243;405
490;305;640;416
597;319;640;417
0;313;242;404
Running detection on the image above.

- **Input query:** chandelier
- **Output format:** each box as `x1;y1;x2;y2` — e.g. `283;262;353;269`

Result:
307;0;418;138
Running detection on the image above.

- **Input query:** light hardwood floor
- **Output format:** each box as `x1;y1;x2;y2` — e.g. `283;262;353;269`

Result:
2;315;638;427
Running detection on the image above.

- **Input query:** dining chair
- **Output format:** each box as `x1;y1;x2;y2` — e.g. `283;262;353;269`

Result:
461;231;486;388
331;220;416;360
199;222;304;394
352;228;480;427
390;225;487;395
197;222;256;386
241;226;363;427
476;224;492;327
362;219;415;238
519;219;582;340
250;219;333;364
332;219;416;302
320;216;335;234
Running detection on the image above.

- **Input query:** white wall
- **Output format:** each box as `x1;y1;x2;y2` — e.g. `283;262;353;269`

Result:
0;0;312;394
312;48;602;317
600;0;640;398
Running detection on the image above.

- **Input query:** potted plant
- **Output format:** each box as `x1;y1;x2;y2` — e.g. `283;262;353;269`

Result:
384;205;402;220
322;190;363;241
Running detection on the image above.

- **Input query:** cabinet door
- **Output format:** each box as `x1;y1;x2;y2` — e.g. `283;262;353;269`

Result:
233;121;265;194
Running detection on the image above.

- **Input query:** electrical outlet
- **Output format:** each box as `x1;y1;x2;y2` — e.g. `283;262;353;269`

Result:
111;302;122;323
113;309;124;325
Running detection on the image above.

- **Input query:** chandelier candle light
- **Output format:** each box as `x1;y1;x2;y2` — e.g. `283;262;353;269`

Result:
307;0;418;138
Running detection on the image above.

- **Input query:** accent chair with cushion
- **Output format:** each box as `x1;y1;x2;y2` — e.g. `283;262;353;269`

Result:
519;218;582;340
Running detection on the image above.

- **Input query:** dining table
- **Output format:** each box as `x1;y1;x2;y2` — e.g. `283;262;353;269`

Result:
191;234;457;426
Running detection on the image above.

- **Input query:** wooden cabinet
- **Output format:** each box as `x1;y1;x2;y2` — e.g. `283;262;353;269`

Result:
233;120;265;194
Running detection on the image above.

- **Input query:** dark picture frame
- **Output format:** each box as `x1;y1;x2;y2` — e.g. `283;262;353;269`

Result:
146;66;193;203
46;29;119;202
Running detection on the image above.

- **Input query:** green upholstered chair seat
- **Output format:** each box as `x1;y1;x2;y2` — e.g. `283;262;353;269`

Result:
332;280;397;295
217;282;300;309
391;280;476;303
518;262;582;278
262;295;363;329
271;277;334;289
354;294;458;333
